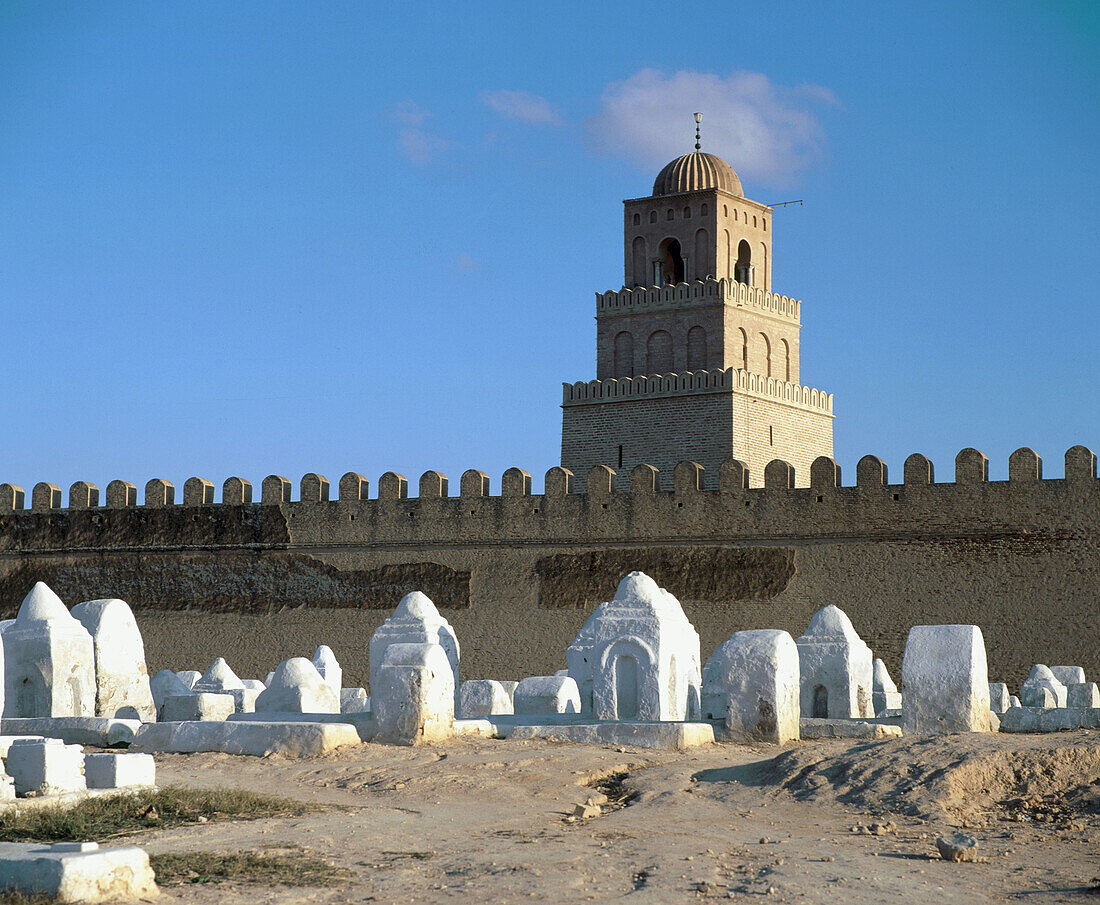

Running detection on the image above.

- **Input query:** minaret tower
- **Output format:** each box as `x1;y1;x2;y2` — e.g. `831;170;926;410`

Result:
561;116;834;489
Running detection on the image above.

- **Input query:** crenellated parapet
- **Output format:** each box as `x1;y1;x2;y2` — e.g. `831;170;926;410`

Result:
561;367;833;415
0;446;1094;517
596;278;800;325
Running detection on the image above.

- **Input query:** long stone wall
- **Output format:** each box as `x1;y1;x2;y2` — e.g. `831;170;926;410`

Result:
0;445;1096;692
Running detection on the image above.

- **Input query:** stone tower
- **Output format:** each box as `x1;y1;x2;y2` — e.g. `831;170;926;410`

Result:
560;141;834;489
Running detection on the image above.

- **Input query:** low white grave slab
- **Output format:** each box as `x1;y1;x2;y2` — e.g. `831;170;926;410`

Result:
5;738;85;796
370;592;460;696
796;605;874;719
457;680;513;718
1020;665;1068;708
255;659;339;714
2;583;95;719
507;721;714;750
372;642;454;744
160;693;235;723
312;645;342;695
70;598;155;722
701;629;800;743
901;625;991;734
799;718;903;740
513;676;581;716
0;841;158;903
0;718;139;747
83;753;155;790
566;572;701;721
132;720;359;757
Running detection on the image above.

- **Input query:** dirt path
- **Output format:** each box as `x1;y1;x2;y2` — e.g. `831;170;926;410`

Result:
123;734;1099;904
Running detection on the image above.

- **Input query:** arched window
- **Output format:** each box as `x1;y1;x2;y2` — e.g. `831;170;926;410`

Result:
632;212;640;225
780;338;791;382
753;215;757;227
657;238;684;284
723;205;728;217
759;332;772;377
631;236;646;287
759;241;768;291
683;206;691;219
763;217;767;231
646;330;673;374
614;331;634;379
734;210;738;222
723;230;731;279
687;326;707;371
737;328;748;370
666;209;674;221
735;240;752;285
700;203;708;215
649;210;657;223
693;228;709;279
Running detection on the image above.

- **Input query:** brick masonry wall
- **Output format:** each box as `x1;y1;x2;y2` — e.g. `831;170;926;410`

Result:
0;460;1096;693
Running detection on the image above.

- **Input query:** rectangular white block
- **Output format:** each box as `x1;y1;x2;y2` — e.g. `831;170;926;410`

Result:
83;753;155;790
5;738;85;796
131;720;360;757
901;625;991;735
160;693;235;722
0;841;157;903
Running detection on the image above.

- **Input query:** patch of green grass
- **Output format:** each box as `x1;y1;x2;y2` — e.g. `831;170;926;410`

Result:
0;786;314;843
150;851;351;887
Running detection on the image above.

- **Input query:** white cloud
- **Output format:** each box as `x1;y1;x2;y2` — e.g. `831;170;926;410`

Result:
585;69;837;187
390;101;457;164
481;90;562;126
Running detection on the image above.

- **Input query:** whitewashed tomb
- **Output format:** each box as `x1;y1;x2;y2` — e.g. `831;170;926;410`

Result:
70;598;155;722
565;572;701;720
901;625;991;734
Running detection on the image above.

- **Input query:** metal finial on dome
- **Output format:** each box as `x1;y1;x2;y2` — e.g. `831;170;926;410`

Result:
693;112;702;150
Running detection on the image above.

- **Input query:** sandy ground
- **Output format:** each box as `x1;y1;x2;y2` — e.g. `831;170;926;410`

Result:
123;732;1100;904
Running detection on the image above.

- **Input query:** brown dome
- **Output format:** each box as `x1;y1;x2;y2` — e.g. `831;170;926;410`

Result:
652;151;742;197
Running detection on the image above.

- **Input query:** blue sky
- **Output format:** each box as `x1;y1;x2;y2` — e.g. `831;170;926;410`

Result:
1;1;1097;495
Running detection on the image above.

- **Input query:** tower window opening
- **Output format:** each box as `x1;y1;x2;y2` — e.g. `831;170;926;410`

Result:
618;445;623;468
649;210;657;223
763;218;767;231
701;203;708;215
666;209;674;221
734;210;738;222
687;325;707;371
753;215;757;227
683;206;691;218
723;205;728;217
646;330;674;373
614;330;635;378
769;425;774;445
633;212;640;225
735;239;752;285
658;238;684;284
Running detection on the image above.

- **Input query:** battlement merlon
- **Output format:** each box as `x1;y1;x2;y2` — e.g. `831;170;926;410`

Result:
561;367;833;416
596;278;801;326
